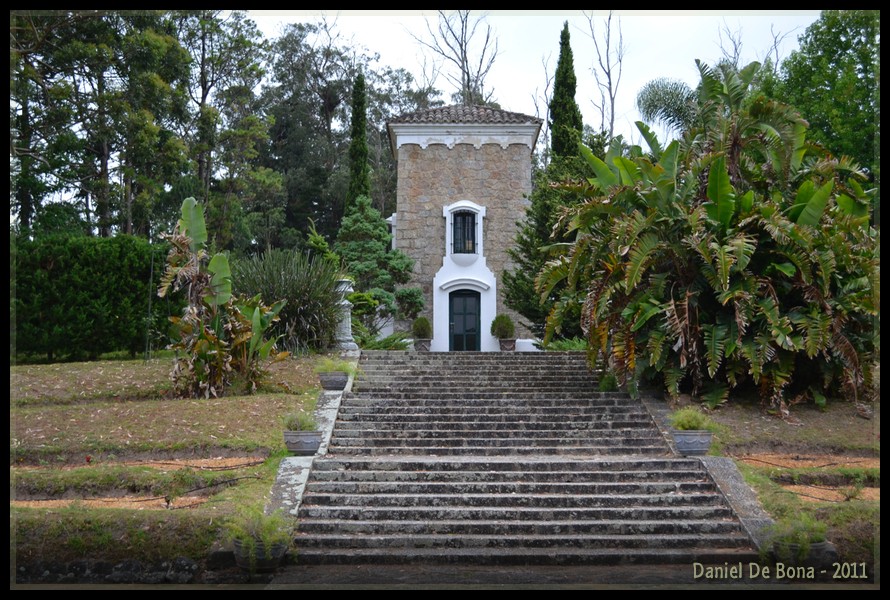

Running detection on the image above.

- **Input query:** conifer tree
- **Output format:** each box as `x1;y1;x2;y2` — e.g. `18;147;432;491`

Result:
503;22;594;339
347;72;371;206
549;22;584;158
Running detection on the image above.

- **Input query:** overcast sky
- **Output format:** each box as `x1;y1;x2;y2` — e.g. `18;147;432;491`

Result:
249;10;821;145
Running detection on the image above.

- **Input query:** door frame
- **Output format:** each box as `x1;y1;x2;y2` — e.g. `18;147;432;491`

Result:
448;289;481;351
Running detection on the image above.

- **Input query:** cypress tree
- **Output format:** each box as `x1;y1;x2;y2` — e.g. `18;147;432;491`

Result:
549;22;583;158
347;72;371;206
503;22;598;339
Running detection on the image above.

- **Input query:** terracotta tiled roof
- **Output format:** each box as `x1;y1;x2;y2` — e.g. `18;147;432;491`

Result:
390;104;542;126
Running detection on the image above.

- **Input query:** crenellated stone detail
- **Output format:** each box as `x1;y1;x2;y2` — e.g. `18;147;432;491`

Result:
395;142;532;338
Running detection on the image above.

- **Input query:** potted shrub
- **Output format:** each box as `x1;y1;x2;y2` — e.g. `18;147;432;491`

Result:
668;406;716;456
314;356;356;390
490;314;516;352
412;317;432;352
226;508;294;574
283;411;322;455
765;514;836;567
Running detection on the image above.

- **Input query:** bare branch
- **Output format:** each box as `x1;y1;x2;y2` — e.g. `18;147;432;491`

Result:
410;10;499;105
531;53;554;165
717;19;744;67
585;11;625;139
763;24;796;73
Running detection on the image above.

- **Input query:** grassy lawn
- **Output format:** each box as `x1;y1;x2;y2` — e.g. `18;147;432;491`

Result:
708;397;880;576
10;355;322;569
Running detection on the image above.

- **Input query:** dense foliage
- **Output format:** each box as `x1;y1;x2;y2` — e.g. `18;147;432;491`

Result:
503;155;593;339
232;249;345;353
334;194;419;334
778;10;879;186
159;198;287;397
12;234;174;361
347;73;371;205
10;11;443;245
539;61;879;411
502;22;594;340
549;21;584;159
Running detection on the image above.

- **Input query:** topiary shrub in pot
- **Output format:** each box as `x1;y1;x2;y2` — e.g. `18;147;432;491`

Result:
226;508;294;574
765;514;837;568
412;317;432;352
283;411;322;455
490;314;516;352
668;406;716;456
314;356;356;390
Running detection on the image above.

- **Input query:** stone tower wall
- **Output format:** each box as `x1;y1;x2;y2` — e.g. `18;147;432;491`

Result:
395;142;532;336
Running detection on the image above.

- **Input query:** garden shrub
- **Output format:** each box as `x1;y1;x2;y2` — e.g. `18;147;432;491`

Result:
231;249;344;353
12;234;176;361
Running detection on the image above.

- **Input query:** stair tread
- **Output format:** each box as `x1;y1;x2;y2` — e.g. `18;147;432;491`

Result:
293;350;757;565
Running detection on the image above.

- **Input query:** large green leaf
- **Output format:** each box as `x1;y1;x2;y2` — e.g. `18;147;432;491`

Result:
625;233;661;292
738;190;754;215
836;194;868;217
771;262;796;278
727;233;755;272
787;180;814;222
614;156;642;186
630;299;663;332
795;180;834;227
714;244;734;292
579;143;618;189
705;157;735;229
635;121;663;158
737;61;761;89
207;253;232;307
178;197;207;253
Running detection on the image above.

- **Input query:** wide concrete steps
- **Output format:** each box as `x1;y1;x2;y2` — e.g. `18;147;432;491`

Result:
294;351;758;566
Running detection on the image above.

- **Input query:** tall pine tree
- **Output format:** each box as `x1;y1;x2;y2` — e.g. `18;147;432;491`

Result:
549;22;584;159
347;72;371;206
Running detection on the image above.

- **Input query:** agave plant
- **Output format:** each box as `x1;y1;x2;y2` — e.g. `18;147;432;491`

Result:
538;61;878;413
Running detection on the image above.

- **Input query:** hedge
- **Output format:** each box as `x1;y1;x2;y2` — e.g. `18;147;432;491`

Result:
11;234;180;361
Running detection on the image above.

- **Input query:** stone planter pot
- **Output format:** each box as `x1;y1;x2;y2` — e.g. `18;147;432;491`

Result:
318;371;348;391
498;339;516;352
671;429;713;456
283;430;322;455
413;339;431;352
232;538;288;573
772;541;838;568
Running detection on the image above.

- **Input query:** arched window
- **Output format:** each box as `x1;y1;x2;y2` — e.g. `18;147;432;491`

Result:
452;211;476;254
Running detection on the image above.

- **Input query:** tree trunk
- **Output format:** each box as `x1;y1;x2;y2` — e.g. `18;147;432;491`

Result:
14;85;34;231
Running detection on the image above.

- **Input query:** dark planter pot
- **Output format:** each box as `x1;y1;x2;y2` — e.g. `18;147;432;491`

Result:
318;371;348;390
498;339;516;352
413;339;431;352
284;430;322;455
232;538;288;573
671;429;713;456
772;541;838;568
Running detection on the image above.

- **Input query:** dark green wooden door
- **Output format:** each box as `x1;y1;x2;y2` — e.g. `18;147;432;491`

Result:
449;290;480;351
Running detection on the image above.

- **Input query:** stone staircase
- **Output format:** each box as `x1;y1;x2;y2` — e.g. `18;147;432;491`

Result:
294;351;759;565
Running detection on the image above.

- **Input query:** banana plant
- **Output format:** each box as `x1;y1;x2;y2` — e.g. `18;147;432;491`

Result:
159;198;288;398
538;60;877;413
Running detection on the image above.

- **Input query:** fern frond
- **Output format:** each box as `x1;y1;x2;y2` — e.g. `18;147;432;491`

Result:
647;328;667;368
625;233;662;291
703;323;728;378
702;382;729;409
